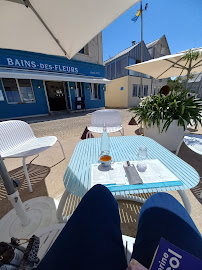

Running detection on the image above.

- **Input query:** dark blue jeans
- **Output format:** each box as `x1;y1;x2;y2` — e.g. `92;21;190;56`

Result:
37;185;202;270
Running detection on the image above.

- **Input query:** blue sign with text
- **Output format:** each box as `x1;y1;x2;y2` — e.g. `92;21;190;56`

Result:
0;49;105;78
150;238;202;270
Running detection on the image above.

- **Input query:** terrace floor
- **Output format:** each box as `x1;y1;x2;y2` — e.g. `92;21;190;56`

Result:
1;109;202;237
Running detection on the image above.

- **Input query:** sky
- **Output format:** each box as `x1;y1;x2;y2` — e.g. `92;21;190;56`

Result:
102;0;202;61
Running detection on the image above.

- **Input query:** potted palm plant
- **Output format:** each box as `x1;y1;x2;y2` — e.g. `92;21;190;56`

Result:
130;88;202;151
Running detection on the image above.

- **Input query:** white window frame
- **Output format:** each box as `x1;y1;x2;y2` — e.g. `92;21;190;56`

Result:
74;82;83;98
90;83;100;100
2;78;35;104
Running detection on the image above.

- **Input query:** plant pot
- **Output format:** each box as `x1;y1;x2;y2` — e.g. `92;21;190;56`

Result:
143;120;186;152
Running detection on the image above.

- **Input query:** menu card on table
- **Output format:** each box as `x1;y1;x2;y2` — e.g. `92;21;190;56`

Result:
91;159;183;191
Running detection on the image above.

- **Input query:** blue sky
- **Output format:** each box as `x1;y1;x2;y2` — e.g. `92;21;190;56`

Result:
103;0;202;61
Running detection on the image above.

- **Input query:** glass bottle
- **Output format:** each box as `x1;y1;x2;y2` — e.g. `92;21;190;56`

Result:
100;124;110;156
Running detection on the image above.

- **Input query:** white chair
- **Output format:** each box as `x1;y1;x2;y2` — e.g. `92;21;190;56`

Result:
176;134;202;156
0;120;65;193
176;134;202;200
87;109;124;137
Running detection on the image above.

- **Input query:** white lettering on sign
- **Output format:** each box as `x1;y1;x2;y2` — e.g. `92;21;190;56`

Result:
31;61;36;68
6;57;79;74
7;58;14;65
157;248;182;270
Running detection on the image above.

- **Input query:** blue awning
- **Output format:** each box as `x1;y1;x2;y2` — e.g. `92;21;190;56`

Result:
0;68;111;84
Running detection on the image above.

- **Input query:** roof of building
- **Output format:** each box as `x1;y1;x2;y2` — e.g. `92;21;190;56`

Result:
104;35;168;65
146;37;161;49
104;42;140;65
188;73;202;83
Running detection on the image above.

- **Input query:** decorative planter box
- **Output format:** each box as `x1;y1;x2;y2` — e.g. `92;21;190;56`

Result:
144;120;186;152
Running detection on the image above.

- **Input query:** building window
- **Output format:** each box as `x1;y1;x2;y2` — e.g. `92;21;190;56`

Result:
132;84;139;97
90;83;100;99
75;82;83;97
2;78;35;104
0;90;4;101
144;85;148;96
78;45;89;55
78;48;84;54
18;79;35;103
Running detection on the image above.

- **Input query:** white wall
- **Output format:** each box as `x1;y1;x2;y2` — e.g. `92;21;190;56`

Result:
128;76;152;107
73;32;103;65
105;76;128;108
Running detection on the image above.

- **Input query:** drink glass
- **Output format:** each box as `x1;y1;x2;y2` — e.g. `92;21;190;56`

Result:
137;146;148;172
99;154;112;167
138;146;148;159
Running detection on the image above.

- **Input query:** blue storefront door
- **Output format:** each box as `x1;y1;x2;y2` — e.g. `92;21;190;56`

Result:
45;81;67;111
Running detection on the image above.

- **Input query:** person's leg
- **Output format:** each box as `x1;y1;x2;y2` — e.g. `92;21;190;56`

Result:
131;192;202;269
37;184;127;270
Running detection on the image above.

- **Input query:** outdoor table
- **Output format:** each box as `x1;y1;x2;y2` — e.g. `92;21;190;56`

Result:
57;136;199;221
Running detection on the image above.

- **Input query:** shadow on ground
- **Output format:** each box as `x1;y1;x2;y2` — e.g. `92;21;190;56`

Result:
118;192;155;237
21;110;96;124
0;164;50;219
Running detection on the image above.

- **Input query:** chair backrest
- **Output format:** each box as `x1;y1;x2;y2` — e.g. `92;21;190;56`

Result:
91;109;122;127
0;120;35;154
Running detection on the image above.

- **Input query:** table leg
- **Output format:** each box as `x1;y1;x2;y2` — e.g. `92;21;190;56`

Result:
177;190;191;214
114;194;146;204
115;191;192;215
56;190;71;223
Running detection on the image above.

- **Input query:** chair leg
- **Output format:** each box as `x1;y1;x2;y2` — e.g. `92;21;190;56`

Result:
22;157;33;193
86;131;90;139
57;140;66;159
175;139;184;156
121;128;124;136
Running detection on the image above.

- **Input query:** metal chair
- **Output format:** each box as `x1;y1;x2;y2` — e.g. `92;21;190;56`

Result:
0;120;65;192
176;134;202;200
87;109;124;138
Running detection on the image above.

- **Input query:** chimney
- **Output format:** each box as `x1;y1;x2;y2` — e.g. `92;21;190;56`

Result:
132;40;136;46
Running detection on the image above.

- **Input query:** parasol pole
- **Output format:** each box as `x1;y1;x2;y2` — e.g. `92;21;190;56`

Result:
0;156;30;226
185;58;192;89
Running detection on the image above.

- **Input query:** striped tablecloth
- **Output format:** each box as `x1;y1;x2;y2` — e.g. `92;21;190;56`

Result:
63;136;199;198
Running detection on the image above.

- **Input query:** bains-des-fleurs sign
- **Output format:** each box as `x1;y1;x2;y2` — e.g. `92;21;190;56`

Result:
6;57;79;74
0;49;104;77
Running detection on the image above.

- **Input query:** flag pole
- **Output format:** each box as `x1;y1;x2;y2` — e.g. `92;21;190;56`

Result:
140;0;143;97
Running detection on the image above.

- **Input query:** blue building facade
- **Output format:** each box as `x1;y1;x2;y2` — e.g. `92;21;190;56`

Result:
0;49;107;120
